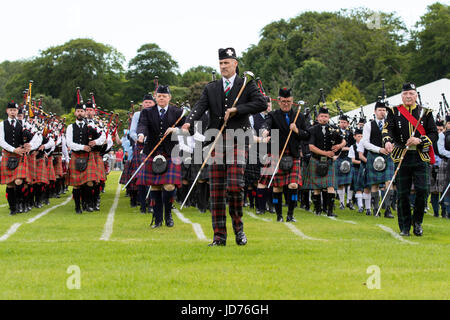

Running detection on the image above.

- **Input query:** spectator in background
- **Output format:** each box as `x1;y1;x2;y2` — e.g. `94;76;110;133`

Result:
115;148;124;170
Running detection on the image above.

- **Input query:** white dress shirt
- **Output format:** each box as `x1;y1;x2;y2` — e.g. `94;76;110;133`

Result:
362;119;385;154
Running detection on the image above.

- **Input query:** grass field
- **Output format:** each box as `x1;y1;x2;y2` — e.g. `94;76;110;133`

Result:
0;171;449;300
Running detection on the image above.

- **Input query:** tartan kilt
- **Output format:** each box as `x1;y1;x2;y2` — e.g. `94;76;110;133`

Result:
190;163;209;181
66;152;99;187
126;144;145;188
437;158;450;193
119;161;132;185
53;155;64;177
245;163;261;186
258;155;301;187
46;156;56;182
182;163;192;181
93;152;106;182
352;165;367;191
136;155;182;187
302;157;336;190
0;151;29;185
209;145;246;193
34;157;49;184
365;152;394;186
334;157;354;186
26;152;37;183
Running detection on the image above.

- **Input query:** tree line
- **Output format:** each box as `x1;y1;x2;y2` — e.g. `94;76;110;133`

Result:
0;3;448;119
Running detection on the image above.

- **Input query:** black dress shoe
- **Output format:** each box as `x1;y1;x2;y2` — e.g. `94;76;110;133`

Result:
276;215;284;222
399;230;410;237
327;213;337;217
9;209;16;216
347;202;355;210
256;209;265;215
339;203;345;210
208;240;226;247
151;222;163;229
235;231;247;246
140;207;147;214
413;223;423;236
384;208;394;219
166;219;174;227
366;209;371;216
286;215;296;222
75;208;83;214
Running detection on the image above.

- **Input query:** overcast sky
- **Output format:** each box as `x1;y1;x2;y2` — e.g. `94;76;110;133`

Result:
0;0;445;73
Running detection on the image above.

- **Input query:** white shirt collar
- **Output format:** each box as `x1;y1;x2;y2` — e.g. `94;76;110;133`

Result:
158;105;168;114
223;73;237;88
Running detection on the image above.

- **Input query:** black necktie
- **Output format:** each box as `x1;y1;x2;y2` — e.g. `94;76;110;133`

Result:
11;119;15;127
160;108;166;119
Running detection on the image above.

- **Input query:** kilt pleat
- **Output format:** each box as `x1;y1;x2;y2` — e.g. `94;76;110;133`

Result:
119;161;131;185
334;157;354;186
53;155;64;177
1;151;29;185
258;155;301;187
136;155;182;187
46;156;56;182
26;152;36;183
34;157;49;184
302;157;336;190
365;152;394;186
93;151;106;182
437;158;449;193
66;152;99;187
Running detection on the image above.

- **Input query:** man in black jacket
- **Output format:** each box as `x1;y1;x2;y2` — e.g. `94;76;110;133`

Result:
258;88;310;222
182;47;266;246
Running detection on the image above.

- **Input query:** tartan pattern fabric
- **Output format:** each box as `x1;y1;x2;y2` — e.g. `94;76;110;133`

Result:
190;163;210;181
93;151;106;182
119;161;131;185
352;165;367;192
244;163;261;186
365;152;394;186
300;157;311;190
135;155;182;187
258;155;301;187
209;145;246;242
46;156;57;182
437;158;449;193
395;151;430;232
0;151;29;185
34;157;49;184
53;155;64;177
66;152;99;187
302;157;336;190
334;157;354;186
126;143;145;188
26;152;36;183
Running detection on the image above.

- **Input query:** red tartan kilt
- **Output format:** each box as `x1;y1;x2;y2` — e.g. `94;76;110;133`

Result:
26;152;37;183
93;152;106;182
136;156;182;187
46;156;56;181
1;151;29;185
258;153;302;187
53;156;64;177
119;161;131;185
34;157;49;184
66;152;99;187
62;161;68;174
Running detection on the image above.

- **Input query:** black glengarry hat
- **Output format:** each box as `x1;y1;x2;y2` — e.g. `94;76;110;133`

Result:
143;93;155;102
318;107;329;115
278;88;292;98
7;102;17;109
156;85;171;95
218;47;237;60
402;82;416;92
374;101;387;110
75;104;85;110
339;114;349;122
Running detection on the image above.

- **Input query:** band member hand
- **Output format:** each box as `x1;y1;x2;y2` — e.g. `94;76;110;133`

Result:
165;127;177;135
14;146;26;155
88;141;97;147
289;123;299;134
384;142;393;153
325;151;335;158
137;135;145;144
181;123;191;134
224;107;237;122
405;136;421;147
379;147;390;155
83;146;91;152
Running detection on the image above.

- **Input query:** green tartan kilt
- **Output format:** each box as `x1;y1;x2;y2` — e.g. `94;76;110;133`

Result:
365;152;394;186
302;157;336;190
334;157;354;186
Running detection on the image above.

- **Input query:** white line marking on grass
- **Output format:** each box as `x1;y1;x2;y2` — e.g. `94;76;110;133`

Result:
0;196;71;241
0;204;7;208
245;210;326;241
173;208;209;241
325;216;358;225
245;210;272;222
284;222;327;241
27;196;71;224
376;224;418;245
0;223;22;241
100;183;121;241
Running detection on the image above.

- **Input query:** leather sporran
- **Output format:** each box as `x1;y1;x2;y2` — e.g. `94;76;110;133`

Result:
75;158;88;172
316;156;329;177
6;157;19;170
279;155;294;171
152;155;168;174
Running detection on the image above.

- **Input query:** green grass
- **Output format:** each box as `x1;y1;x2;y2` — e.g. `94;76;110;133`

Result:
0;171;449;299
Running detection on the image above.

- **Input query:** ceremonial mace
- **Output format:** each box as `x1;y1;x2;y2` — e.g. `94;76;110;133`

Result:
375;107;426;217
180;71;255;210
267;101;305;188
122;105;191;190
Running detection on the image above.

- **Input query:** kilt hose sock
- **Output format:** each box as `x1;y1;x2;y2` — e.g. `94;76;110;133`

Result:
273;192;283;219
162;189;175;223
287;188;298;218
197;182;209;211
72;188;82;211
150;190;163;225
321;191;328;213
256;187;266;212
312;194;321;215
371;191;380;215
6;187;16;213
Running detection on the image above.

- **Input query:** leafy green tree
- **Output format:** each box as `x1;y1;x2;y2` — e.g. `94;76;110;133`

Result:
180;66;217;88
327;80;367;106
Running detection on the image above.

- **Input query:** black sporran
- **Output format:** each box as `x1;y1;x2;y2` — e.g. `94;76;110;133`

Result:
152;155;168;174
279;155;294;171
6;157;19;170
316;157;329;177
75;158;88;172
